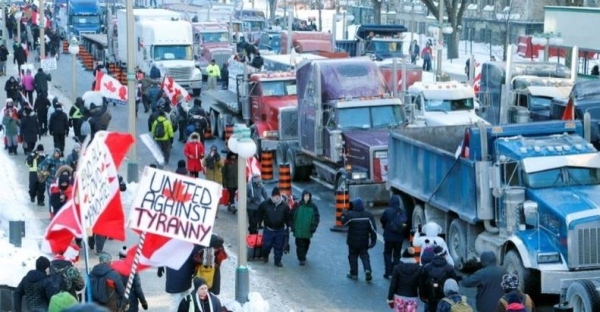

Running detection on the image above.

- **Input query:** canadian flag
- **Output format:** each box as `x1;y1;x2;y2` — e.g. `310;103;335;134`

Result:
42;132;134;255
161;75;192;104
31;11;51;29
94;71;128;101
246;156;261;182
472;62;482;94
115;233;196;271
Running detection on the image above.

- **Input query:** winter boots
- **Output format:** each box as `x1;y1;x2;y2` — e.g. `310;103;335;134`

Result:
7;146;17;155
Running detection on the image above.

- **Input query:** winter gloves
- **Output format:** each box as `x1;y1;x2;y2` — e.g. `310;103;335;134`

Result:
141;301;148;310
157;267;164;278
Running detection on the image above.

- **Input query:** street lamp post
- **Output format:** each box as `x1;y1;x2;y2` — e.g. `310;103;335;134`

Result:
15;10;22;44
126;0;138;182
39;0;45;59
68;37;79;103
1;0;7;46
531;32;563;62
228;124;257;304
429;22;453;79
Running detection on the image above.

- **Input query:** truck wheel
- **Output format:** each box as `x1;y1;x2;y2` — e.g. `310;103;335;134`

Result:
209;110;219;138
192;88;201;96
448;219;467;270
566;280;600;312
412;204;425;229
503;250;535;294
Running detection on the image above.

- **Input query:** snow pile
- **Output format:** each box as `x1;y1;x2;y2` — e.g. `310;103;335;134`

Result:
0;230;43;287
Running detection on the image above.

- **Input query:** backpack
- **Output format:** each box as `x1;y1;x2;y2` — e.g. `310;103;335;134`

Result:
154;119;166;138
169;110;179;132
50;264;73;293
80;118;92;137
388;209;407;234
90;272;111;304
500;293;531;312
427;266;448;300
442;296;473;312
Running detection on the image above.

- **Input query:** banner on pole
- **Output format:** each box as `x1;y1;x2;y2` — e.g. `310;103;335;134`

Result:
128;167;222;247
78;136;114;230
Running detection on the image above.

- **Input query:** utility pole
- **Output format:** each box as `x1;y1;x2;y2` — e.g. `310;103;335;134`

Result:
40;0;45;60
1;0;7;46
435;0;444;78
126;0;138;182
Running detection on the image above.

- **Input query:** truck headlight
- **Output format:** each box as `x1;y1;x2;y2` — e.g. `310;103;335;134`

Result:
537;252;561;264
351;171;367;180
192;68;202;79
262;130;278;138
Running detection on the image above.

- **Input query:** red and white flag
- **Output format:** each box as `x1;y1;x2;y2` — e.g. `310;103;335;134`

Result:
41;181;83;255
116;233;196;272
94;71;128;101
246;156;261;182
161;75;192;104
31;11;51;29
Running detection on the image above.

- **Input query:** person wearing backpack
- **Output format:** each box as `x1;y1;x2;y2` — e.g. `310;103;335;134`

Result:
436;278;473;312
420;245;460;312
380;194;407;279
496;273;536;312
151;110;174;165
461;251;506;312
89;253;127;312
50;248;85;299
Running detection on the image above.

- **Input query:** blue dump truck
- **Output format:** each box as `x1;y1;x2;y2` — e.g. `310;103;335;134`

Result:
387;120;600;310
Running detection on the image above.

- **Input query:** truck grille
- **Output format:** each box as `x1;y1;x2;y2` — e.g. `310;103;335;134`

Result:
569;223;600;269
279;108;297;140
212;52;230;68
78;31;96;37
166;67;193;81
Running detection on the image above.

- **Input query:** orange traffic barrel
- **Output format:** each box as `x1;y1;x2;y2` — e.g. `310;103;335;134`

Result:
409;230;422;264
330;188;349;232
62;40;68;54
203;125;212;139
84;54;94;70
260;151;274;181
278;163;291;198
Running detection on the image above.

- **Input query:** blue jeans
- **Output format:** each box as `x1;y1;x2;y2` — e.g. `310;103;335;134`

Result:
261;228;286;264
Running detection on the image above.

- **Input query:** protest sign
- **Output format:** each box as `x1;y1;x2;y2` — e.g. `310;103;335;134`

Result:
128;167;222;246
40;57;57;71
77;135;117;230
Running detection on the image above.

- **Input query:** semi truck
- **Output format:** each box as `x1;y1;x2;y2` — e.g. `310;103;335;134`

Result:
376;59;422;92
261;53;326;71
335;24;408;60
234;9;267;43
288;57;404;205
551;80;600;146
57;0;102;39
191;22;235;76
387;120;600;311
203;58;298;161
279;31;335;55
107;9;202;95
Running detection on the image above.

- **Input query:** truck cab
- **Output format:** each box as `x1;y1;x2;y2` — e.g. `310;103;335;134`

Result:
407;81;489;126
234;9;266;43
509;76;573;123
357;24;408;61
551;80;600;146
192;22;234;76
279;31;334;55
64;0;102;38
259;31;282;53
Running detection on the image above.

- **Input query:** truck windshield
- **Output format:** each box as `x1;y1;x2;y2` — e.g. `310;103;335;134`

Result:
153;45;193;61
338;105;403;129
261;80;296;96
71;15;100;24
201;32;229;43
244;21;265;31
524;167;600;188
425;98;475;112
371;41;402;53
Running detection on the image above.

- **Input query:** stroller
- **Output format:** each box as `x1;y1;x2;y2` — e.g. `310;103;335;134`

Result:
185;114;210;143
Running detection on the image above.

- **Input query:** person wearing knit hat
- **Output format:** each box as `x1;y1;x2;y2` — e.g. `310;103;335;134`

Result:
420;244;459;312
436;278;472;311
15;256;60;311
387;247;421;310
175;159;189;176
90;252;126;311
255;185;292;267
48;98;70;155
497;273;536;312
222;151;238;213
66;142;81;169
26;143;48;206
50;245;85;298
461;251;506;312
505;292;526;312
48;291;78;312
177;277;223;312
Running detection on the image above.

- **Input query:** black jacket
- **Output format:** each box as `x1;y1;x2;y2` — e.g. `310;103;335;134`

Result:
177;292;222;312
257;197;292;231
118;273;146;310
49;108;69;136
34;71;51;94
34;96;51;117
388;260;422;299
0;46;9;62
341;198;377;249
5;78;19;98
419;256;459;301
380;195;407;242
20;111;38;143
165;245;200;294
461;251;506;312
250;55;264;69
14;46;27;64
14;269;60;311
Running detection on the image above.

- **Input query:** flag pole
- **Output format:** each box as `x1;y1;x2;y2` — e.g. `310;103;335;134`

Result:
122;231;147;311
75;135;93;302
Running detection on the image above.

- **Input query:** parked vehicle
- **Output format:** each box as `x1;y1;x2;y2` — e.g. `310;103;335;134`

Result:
551;80;600;146
191;22;235;76
56;0;102;39
335;24;408;60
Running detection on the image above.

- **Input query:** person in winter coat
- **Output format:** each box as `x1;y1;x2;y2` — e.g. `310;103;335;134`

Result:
13;44;27;73
4;76;20;101
0;43;9;76
26;144;47;206
69;97;84;141
188;99;207;119
436;279;471;312
151;110;174;164
3;99;21;155
291;189;320;266
34;93;51;137
66;143;81;169
175;97;189;142
90;253;127;311
49;103;70;154
462;251;506;312
388;248;422;311
192;234;228;295
149;62;161;80
184;132;204;177
255;187;293;267
158;244;201;312
14;256;60;312
380;194;407;279
111;259;148;312
49;252;85;298
22;69;35;104
247;174;268;234
38;148;67;203
420;245;460;312
34;68;51;98
175;159;188;176
203;146;223;183
341;198;377;281
177;277;222;312
496;273;536;312
145;82;160;112
20;104;38;154
221;151;238;212
48;291;79;312
50;169;74;217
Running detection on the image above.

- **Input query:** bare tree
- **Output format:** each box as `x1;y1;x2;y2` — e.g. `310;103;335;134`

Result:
501;0;515;61
420;0;469;59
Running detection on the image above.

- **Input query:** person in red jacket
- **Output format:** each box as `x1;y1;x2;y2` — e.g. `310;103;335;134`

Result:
49;171;74;219
184;132;205;178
